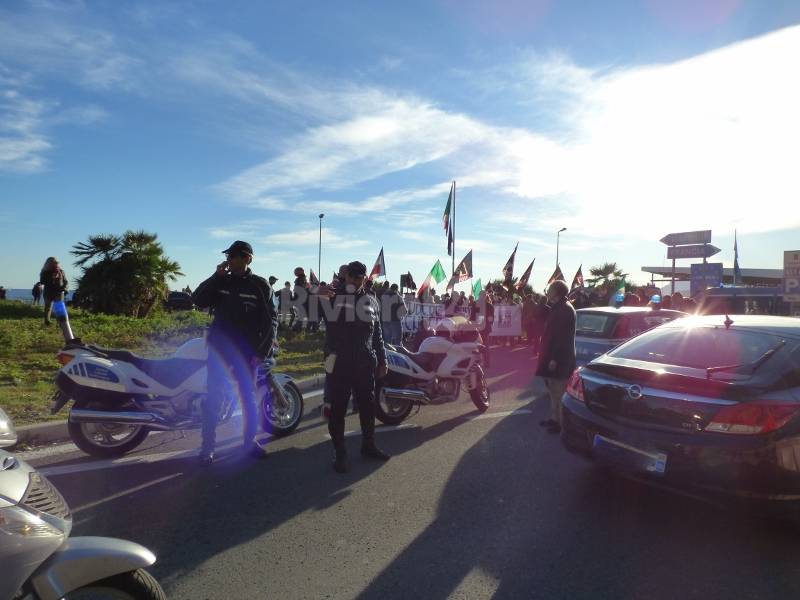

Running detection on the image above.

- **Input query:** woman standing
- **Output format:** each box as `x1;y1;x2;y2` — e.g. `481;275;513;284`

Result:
39;257;68;325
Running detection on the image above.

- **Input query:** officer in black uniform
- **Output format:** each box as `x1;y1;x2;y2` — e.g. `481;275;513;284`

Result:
324;261;390;473
192;241;277;464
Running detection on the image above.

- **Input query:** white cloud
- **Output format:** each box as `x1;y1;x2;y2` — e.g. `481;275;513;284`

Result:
217;25;800;247
261;227;369;250
0;4;142;91
511;26;800;238
0;84;51;172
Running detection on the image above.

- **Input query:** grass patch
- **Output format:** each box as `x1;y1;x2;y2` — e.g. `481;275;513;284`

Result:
0;300;323;425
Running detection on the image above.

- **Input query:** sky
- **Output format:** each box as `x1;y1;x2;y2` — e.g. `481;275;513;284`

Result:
1;0;799;294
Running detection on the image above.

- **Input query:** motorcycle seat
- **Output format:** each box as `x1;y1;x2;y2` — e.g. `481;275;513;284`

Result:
390;345;444;372
88;345;204;388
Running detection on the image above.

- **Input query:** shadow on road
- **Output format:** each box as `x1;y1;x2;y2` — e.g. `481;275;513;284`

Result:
356;397;800;600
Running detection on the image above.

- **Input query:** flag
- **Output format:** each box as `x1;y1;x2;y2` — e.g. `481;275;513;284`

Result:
309;269;319;285
502;243;518;284
443;182;454;256
616;277;626;298
447;226;453;256
430;259;447;284
570;264;584;291
734;230;742;285
446;250;473;291
417;260;448;298
417;273;433;299
369;247;386;280
547;265;565;286
473;278;483;297
400;272;416;290
515;259;535;291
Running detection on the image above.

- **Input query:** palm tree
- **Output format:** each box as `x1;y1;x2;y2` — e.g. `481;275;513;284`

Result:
587;262;627;294
72;230;182;317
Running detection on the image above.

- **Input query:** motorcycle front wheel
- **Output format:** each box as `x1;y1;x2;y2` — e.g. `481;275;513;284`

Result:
68;404;149;458
375;382;414;425
65;569;166;599
469;365;490;413
262;381;304;436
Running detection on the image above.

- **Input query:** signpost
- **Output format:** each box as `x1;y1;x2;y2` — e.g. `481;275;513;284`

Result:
691;262;723;297
660;230;711;246
667;244;720;260
784;250;800;303
660;230;715;295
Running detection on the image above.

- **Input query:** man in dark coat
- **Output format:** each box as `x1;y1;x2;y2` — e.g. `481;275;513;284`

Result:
192;241;277;463
535;279;576;434
323;261;389;473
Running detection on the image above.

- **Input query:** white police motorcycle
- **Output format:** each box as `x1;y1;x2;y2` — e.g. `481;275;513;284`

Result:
376;317;490;425
0;406;166;599
51;336;304;458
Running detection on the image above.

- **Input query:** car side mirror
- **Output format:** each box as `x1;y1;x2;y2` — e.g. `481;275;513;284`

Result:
0;407;18;449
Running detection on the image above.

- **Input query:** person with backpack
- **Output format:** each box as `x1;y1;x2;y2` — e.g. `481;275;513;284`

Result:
39;257;68;325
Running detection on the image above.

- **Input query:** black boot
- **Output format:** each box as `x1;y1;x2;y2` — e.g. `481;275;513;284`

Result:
361;440;390;461
247;441;268;459
333;448;350;473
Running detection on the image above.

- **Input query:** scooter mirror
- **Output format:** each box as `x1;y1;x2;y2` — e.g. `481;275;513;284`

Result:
0;407;18;449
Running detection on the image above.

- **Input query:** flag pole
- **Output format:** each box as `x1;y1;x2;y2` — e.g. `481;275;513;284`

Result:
452;180;456;278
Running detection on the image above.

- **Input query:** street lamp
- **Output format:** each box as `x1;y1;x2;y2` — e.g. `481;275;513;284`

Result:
556;227;567;267
318;213;324;277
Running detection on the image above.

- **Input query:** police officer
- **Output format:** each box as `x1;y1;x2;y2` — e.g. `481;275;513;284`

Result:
192;241;277;464
324;261;389;473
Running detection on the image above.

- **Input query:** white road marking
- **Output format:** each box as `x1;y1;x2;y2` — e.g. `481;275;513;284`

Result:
71;473;184;513
462;408;533;421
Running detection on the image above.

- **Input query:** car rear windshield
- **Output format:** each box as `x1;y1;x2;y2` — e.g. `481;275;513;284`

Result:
576;313;616;338
609;326;792;370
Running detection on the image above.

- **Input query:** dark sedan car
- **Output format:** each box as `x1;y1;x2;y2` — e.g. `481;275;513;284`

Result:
561;315;800;507
575;306;686;366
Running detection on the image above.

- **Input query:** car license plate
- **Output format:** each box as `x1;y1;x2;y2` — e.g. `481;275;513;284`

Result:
592;434;667;475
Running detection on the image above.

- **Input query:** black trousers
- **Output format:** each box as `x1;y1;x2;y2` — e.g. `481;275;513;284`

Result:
327;365;376;452
202;338;259;453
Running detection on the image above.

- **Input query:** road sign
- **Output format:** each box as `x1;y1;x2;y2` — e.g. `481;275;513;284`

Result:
667;244;720;260
691;262;723;297
660;230;712;246
784;250;800;301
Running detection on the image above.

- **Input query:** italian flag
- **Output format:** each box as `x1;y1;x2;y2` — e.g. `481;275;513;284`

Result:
417;259;447;299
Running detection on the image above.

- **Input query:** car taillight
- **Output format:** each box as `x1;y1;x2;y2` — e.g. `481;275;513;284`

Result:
57;352;74;366
566;368;585;402
705;401;800;435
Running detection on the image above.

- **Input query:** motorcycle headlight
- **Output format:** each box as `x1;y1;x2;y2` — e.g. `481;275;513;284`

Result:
0;505;64;538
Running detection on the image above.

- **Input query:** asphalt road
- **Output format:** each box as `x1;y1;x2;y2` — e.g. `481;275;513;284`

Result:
20;346;800;600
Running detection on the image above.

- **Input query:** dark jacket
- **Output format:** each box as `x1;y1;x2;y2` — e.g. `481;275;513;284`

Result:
384;291;407;323
192;269;277;359
39;268;68;301
535;297;576;379
324;288;387;375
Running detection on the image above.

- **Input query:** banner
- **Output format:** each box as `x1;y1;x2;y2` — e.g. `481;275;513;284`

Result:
400;301;471;335
400;301;522;337
489;304;523;337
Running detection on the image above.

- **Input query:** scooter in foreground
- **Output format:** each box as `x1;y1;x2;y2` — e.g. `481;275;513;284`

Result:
0;406;166;600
